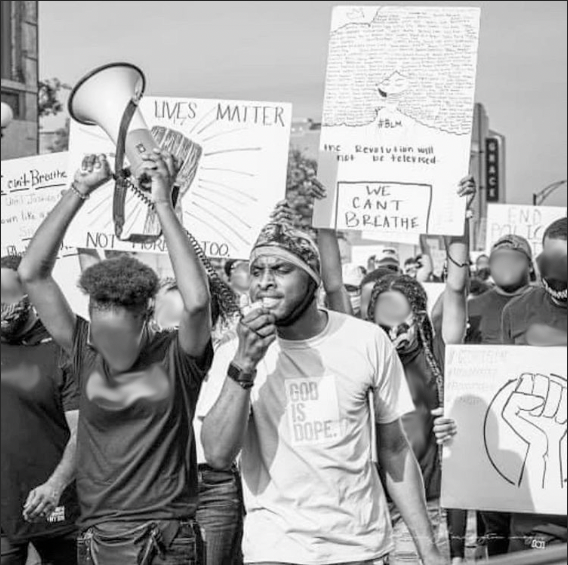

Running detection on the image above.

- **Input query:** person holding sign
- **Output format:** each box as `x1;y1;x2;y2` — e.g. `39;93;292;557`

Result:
501;218;568;554
18;152;213;565
202;222;444;565
365;177;475;565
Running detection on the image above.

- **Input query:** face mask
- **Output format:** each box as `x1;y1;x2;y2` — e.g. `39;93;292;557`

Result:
1;296;32;341
380;314;417;351
539;255;568;302
348;293;362;317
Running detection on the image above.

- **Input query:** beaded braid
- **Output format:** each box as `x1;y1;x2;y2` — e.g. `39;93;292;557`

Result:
367;274;445;407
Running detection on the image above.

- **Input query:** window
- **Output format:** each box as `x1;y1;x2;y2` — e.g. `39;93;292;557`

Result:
1;90;20;119
1;1;13;80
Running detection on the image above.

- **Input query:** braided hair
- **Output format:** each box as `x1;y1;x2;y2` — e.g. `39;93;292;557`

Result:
367;274;445;407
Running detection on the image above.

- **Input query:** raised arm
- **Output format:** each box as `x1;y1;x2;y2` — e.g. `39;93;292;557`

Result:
202;308;276;469
140;150;211;357
19;155;112;353
442;176;476;345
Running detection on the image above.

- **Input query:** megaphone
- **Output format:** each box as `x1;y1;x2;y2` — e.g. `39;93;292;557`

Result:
68;62;157;180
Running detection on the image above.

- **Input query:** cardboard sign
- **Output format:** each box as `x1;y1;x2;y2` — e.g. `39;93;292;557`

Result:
442;345;568;515
315;6;481;240
65;97;292;259
486;204;566;258
1;153;70;256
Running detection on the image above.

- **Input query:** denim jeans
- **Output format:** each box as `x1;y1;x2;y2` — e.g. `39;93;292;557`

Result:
1;531;77;565
196;465;244;565
77;520;201;565
389;499;450;565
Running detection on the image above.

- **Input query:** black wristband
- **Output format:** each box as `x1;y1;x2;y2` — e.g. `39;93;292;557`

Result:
227;362;256;390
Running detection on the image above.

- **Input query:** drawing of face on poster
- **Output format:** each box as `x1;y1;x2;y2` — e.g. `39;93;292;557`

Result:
376;71;410;114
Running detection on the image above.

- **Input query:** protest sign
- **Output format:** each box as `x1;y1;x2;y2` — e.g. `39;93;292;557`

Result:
65;97;292;258
423;282;445;315
316;6;480;240
442;345;568;515
486;204;566;258
1;153;69;256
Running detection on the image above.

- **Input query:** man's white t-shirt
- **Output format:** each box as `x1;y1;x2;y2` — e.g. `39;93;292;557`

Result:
204;311;414;565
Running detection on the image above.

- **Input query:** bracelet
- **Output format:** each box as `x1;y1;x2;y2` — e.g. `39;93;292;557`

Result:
447;253;469;269
69;182;90;201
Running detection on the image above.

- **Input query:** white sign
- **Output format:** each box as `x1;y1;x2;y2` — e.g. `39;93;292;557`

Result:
65;97;292;259
423;283;445;316
316;6;480;240
486;204;566;258
442;345;568;515
1;153;69;256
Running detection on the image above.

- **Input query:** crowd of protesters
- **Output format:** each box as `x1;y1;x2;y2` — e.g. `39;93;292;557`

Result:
1;151;566;565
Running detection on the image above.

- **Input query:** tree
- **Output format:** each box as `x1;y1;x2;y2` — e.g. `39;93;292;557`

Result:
46;118;70;153
38;78;69;118
285;148;318;234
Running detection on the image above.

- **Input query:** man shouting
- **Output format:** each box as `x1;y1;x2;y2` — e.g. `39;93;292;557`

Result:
202;223;443;565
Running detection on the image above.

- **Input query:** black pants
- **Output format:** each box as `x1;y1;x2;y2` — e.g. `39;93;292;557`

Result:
1;531;77;565
481;511;511;556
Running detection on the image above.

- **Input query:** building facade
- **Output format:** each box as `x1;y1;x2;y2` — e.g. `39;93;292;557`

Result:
1;0;39;159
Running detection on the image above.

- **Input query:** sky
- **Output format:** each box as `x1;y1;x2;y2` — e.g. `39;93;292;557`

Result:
39;0;567;206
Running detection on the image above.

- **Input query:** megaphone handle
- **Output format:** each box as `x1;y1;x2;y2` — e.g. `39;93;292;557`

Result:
112;98;140;239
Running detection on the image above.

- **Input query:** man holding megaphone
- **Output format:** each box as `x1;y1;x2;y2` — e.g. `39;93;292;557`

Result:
18;150;213;565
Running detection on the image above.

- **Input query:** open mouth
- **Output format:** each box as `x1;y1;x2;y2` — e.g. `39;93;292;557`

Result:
261;297;281;310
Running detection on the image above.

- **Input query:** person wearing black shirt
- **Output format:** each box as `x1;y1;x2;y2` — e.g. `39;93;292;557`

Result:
502;218;568;553
19;152;213;565
1;255;79;565
467;234;535;557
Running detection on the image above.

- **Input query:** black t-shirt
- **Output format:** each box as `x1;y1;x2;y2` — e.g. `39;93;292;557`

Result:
502;287;567;346
72;318;213;530
398;333;445;501
468;288;526;345
502;287;567;528
1;323;80;543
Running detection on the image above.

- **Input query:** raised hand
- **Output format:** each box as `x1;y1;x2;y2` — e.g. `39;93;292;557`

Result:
73;154;112;196
270;200;296;225
139;149;180;205
234;308;277;374
457;175;477;211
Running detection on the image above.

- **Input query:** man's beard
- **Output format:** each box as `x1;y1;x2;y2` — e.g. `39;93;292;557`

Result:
275;280;319;328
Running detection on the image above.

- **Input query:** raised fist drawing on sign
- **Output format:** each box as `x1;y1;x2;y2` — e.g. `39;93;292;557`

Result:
503;373;568;490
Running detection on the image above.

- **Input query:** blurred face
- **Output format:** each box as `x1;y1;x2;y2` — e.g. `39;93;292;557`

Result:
372;290;417;351
1;268;24;305
89;306;147;373
231;263;250;296
154;288;183;330
540;237;568;300
250;256;311;323
490;251;529;291
476;256;490;271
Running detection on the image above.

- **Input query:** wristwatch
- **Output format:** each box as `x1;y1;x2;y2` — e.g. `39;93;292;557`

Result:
227;362;256;390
